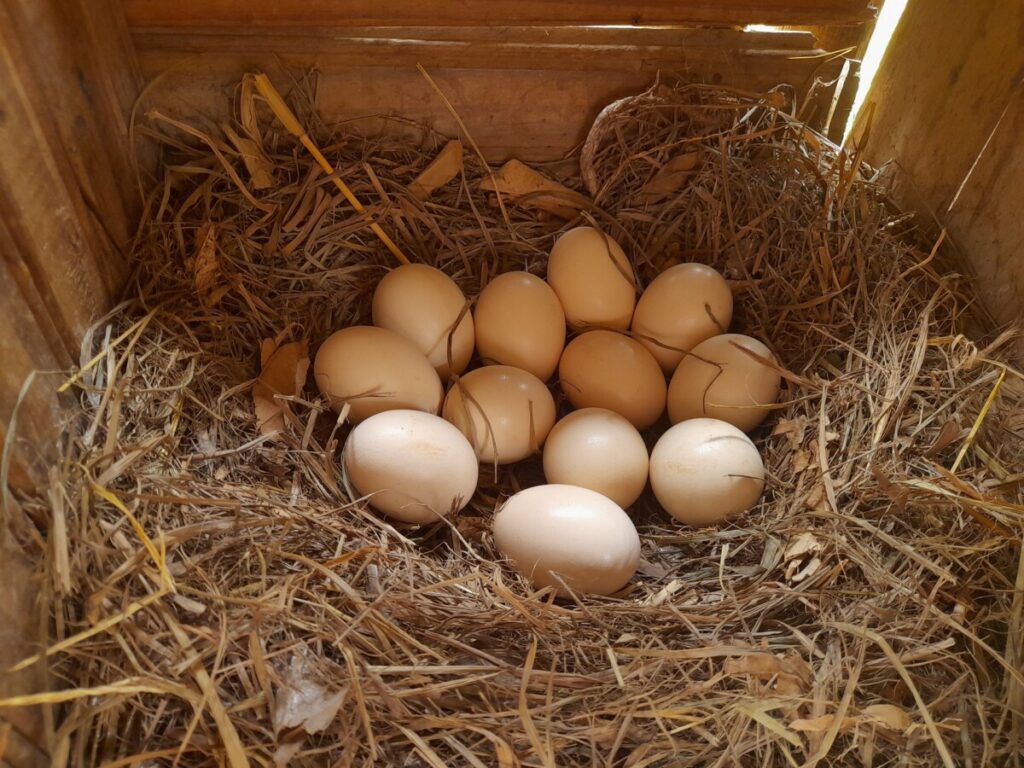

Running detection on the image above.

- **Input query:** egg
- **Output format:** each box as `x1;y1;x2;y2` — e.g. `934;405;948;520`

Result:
493;484;641;597
649;418;765;526
631;263;733;372
372;263;474;379
474;271;566;381
314;326;443;423
558;330;666;429
343;410;478;524
542;408;649;507
442;365;556;464
667;333;781;431
547;226;636;330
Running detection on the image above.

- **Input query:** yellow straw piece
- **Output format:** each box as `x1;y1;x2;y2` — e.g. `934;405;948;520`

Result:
252;73;410;266
951;368;1007;473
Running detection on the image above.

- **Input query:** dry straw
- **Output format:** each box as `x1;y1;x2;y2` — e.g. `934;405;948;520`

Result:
4;76;1023;767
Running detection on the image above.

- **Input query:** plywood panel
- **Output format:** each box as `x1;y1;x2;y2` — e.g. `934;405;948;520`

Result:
864;0;1024;346
124;0;876;28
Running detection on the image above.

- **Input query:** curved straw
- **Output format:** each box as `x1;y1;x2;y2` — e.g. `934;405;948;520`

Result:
252;73;411;266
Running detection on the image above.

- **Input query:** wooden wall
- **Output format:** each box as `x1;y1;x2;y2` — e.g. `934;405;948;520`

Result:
0;0;140;763
122;0;875;162
864;0;1024;350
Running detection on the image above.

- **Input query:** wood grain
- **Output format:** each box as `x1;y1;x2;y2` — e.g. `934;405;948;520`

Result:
0;0;143;761
123;0;876;28
132;24;828;162
864;0;1024;350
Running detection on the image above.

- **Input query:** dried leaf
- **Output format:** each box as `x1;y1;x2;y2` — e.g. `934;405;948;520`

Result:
273;739;303;768
409;139;463;199
925;419;963;457
790;713;857;732
223;123;275;189
253;339;309;438
784;532;822;561
724;651;810;694
791;449;810;474
274;650;346;736
636;150;702;203
480;159;590;219
861;703;911;731
192;223;229;307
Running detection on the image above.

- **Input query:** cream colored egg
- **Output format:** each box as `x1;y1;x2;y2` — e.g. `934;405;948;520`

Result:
547;226;636;330
442;365;556;464
667;333;780;431
542;408;649;507
631;263;734;372
474;271;566;381
314;326;443;423
558;330;666;430
343;410;478;524
372;263;474;379
493;484;641;597
649;418;764;526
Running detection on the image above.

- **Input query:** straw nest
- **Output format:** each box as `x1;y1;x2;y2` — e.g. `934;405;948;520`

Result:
10;76;1024;767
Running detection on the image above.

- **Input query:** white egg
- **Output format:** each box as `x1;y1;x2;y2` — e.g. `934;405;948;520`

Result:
343;409;478;524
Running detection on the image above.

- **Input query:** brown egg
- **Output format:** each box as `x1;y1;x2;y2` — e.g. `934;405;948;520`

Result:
442;365;556;464
649;418;765;526
631;263;733;372
372;263;474;379
474;271;566;381
558;330;666;429
543;408;649;507
547;226;636;330
667;333;780;432
343;410;478;524
493;484;641;597
314;326;443;423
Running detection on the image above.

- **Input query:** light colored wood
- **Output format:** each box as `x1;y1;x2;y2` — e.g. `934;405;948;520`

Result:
864;0;1024;347
123;0;875;28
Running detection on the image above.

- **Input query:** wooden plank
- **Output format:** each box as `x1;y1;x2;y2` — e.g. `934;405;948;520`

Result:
139;60;815;163
132;31;824;75
123;0;875;27
864;0;1024;349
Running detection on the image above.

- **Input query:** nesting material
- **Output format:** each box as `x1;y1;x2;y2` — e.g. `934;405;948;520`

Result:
12;79;1024;768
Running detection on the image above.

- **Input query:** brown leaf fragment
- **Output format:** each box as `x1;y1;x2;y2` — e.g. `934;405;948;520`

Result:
861;703;911;731
253;338;309;438
408;139;463;199
924;419;963;457
480;159;590;219
223;123;275;189
192;223;229;307
636;150;702;203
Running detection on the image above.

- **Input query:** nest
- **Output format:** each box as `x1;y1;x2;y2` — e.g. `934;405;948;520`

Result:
10;76;1024;766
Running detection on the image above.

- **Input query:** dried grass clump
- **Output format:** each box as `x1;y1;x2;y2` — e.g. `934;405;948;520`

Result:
9;78;1024;767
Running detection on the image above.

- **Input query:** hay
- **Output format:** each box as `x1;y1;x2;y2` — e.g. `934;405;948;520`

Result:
9;77;1024;766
